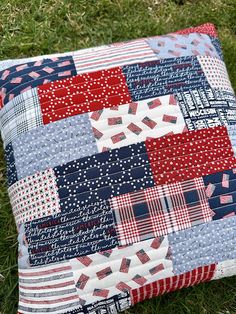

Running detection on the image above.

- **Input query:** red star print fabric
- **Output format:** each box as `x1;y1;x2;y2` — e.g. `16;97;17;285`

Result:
0;23;236;314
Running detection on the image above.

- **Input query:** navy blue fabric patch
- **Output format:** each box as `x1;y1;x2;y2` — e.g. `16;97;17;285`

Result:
175;88;236;131
0;56;77;105
24;200;118;266
56;153;150;189
54;142;147;177
184;189;199;203
203;169;236;219
213;203;236;220
122;56;210;101
58;163;153;199
203;169;236;185
4;142;18;186
54;141;154;206
133;202;149;219
210;37;224;60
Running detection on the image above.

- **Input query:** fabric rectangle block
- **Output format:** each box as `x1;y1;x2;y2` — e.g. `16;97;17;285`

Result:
203;169;236;219
146;126;236;185
8;168;61;224
110;177;213;245
88;94;187;151
168;216;236;275
12;113;97;179
0;88;42;145
131;264;216;305
70;236;172;304
122;56;211;101
23;200;118;266
147;33;220;59
38;67;132;124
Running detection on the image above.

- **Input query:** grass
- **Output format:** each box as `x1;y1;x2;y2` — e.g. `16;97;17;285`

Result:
0;0;235;313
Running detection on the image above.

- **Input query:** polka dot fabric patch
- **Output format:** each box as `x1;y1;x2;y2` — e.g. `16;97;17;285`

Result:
38;67;132;124
0;23;236;314
198;56;234;93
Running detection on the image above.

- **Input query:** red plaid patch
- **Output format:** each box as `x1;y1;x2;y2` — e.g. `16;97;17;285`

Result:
110;177;214;245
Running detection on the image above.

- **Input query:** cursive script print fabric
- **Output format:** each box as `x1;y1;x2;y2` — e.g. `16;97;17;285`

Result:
0;23;236;314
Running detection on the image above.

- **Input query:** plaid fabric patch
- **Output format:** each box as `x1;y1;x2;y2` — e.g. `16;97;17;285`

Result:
110;177;214;245
0;88;42;146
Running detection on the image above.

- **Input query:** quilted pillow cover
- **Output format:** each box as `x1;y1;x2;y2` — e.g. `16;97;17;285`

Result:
0;22;236;313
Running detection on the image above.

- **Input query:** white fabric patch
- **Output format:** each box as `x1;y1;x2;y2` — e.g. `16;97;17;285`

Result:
70;236;173;305
213;259;236;280
89;95;187;152
198;56;234;94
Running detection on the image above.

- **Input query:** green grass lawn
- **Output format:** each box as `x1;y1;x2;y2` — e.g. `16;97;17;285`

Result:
0;0;235;313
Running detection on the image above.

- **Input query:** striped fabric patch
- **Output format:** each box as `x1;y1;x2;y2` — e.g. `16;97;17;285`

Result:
18;263;80;313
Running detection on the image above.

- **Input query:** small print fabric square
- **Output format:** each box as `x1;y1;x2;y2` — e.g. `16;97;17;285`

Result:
0;23;236;314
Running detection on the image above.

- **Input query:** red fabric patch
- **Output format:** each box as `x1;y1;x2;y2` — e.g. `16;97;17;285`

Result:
38;67;132;124
0;95;3;109
154;157;236;185
174;23;218;38
131;264;216;304
145;126;227;152
145;126;236;185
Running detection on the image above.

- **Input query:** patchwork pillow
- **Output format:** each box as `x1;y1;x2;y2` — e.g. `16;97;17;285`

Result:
1;23;236;313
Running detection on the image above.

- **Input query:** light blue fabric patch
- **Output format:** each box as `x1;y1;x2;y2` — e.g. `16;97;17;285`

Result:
226;124;236;155
18;224;30;269
168;216;236;274
147;33;220;59
12;113;98;179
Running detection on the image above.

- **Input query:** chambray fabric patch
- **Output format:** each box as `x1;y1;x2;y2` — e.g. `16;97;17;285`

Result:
147;33;221;59
12;113;97;179
0;23;236;314
168;216;236;274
